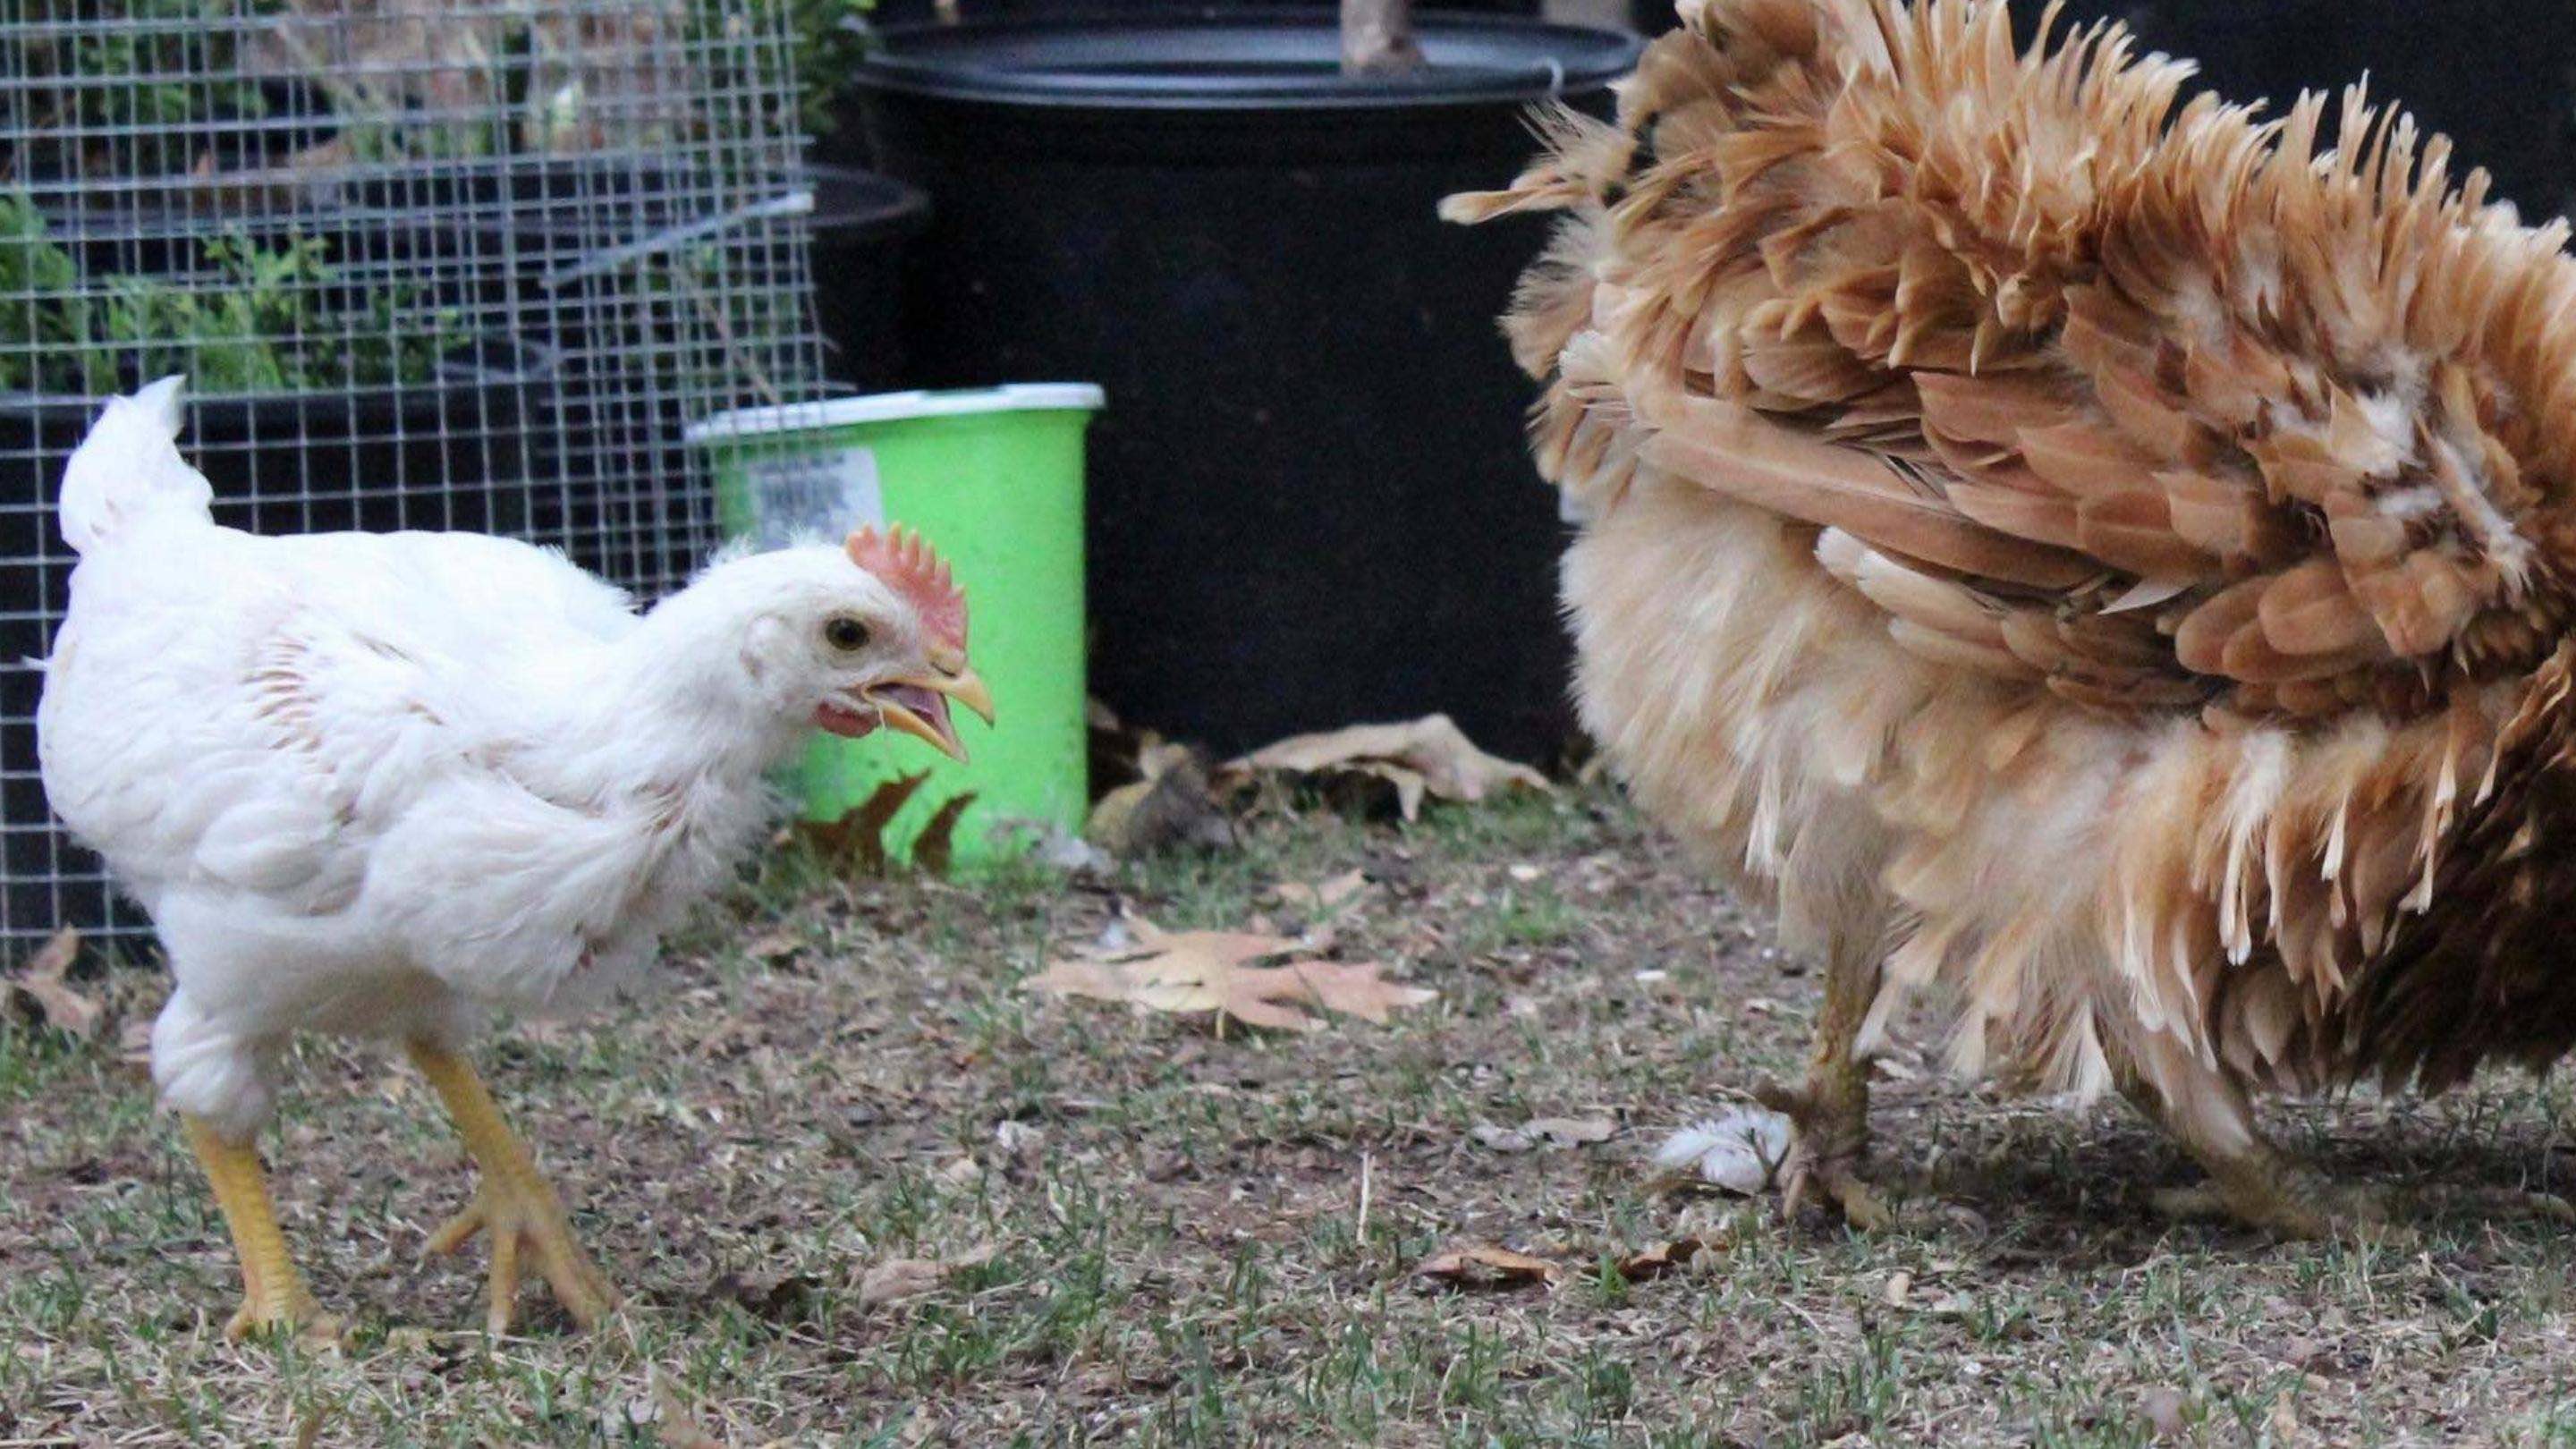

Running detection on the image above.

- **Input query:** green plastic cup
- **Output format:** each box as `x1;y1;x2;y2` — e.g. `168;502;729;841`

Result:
684;384;1103;865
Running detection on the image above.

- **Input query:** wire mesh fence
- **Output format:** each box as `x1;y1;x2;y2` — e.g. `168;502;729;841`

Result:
1;0;830;943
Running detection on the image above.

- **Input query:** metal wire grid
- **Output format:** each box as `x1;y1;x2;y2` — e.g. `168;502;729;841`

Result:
0;0;832;942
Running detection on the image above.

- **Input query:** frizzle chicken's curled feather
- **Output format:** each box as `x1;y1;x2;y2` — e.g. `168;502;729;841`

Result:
1449;0;2576;1233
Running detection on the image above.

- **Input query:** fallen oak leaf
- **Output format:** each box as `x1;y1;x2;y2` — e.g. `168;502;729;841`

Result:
742;929;801;962
1416;1244;1562;1291
1028;914;1432;1033
709;1269;820;1321
1272;868;1370;913
1525;1114;1615;1148
1281;960;1432;1024
860;1243;997;1307
1471;1114;1614;1154
794;773;931;876
1221;715;1550;822
6;927;97;1040
911;789;979;878
1089;740;1236;856
858;1258;950;1308
1616;1236;1711;1283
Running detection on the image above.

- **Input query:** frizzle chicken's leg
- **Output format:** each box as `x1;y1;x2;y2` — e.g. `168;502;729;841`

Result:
2112;1034;2383;1238
181;1114;341;1343
1755;929;1894;1231
409;1041;621;1334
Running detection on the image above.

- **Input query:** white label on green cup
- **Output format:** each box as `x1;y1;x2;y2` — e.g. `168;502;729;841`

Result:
743;445;884;549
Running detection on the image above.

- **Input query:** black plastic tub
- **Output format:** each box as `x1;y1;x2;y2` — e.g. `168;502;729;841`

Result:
0;338;556;937
427;159;926;387
847;13;1640;763
867;0;1539;20
809;166;933;391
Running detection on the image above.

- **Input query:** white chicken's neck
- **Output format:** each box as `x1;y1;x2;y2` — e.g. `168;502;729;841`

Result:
556;591;809;805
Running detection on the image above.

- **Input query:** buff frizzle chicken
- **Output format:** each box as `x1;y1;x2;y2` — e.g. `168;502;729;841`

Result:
36;378;993;1339
1447;0;2576;1235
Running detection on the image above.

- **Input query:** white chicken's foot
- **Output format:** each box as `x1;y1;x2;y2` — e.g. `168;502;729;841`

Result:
409;1041;622;1335
181;1114;344;1346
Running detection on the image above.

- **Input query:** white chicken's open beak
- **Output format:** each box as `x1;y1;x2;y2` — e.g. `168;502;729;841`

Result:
858;665;995;763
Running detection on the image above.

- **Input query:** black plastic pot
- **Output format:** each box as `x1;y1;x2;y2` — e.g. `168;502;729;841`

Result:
868;0;1540;21
809;166;933;391
0;338;557;937
848;13;1640;764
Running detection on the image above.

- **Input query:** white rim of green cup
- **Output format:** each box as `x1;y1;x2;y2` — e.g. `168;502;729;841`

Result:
684;383;1106;443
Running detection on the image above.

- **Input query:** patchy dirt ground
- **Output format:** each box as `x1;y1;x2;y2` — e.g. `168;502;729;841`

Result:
9;788;2576;1446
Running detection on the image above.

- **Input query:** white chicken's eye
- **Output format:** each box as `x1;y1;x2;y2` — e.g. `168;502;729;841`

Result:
823;615;871;652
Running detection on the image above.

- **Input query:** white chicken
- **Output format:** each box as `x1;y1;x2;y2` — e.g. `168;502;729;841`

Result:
36;377;993;1339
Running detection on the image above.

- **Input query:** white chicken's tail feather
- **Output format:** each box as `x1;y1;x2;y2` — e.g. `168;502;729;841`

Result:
58;376;214;555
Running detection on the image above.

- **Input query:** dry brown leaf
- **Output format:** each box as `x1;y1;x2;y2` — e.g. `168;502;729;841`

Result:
1026;915;1432;1032
1616;1237;1710;1282
1471;1114;1615;1153
1222;715;1551;821
1274;869;1369;912
858;1258;950;1308
6;928;97;1040
1090;739;1237;856
793;775;979;877
742;929;801;962
648;1374;731;1449
1416;1244;1563;1291
911;790;979;878
709;1270;819;1321
1525;1114;1615;1147
795;773;930;876
859;1243;996;1308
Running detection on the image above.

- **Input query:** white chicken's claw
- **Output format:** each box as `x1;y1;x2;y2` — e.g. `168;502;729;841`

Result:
424;1173;620;1335
411;1042;622;1335
182;1114;345;1349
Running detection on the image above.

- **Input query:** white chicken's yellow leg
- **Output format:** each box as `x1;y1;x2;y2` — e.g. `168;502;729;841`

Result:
408;1041;621;1335
181;1115;340;1343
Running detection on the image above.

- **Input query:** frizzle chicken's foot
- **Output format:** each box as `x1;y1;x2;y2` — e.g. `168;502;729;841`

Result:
2155;1174;2575;1241
1755;1078;1895;1233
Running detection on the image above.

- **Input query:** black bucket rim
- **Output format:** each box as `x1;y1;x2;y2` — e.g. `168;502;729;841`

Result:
809;164;933;245
851;9;1643;112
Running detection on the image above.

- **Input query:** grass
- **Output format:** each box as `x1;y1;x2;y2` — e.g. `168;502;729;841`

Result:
10;787;2576;1444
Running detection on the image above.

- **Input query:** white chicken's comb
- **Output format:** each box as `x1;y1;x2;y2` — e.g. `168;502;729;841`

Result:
845;524;966;652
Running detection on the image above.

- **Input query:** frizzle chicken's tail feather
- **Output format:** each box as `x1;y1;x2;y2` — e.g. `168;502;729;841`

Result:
58;376;213;555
